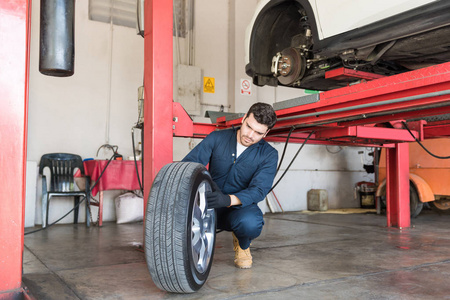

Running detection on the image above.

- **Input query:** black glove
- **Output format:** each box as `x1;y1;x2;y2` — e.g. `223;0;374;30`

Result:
210;180;221;192
206;190;231;209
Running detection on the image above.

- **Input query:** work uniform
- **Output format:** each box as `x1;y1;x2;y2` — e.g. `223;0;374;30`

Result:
182;127;278;249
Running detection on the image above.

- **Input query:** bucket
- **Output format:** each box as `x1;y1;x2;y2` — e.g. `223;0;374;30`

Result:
355;182;376;208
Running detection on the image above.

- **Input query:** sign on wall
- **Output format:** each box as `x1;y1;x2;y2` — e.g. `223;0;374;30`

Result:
240;78;252;95
203;77;215;93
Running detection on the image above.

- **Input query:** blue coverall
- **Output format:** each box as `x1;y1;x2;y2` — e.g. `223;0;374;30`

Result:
182;127;278;249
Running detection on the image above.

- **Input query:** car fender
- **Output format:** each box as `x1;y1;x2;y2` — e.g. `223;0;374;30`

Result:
376;174;435;203
244;0;270;65
244;0;320;65
409;173;435;203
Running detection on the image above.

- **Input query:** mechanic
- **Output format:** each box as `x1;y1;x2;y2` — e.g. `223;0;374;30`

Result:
182;102;278;269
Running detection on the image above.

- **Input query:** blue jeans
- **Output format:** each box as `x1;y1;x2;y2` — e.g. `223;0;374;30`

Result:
216;203;264;249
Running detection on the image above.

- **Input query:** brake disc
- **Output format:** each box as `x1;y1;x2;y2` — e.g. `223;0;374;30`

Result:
272;47;306;86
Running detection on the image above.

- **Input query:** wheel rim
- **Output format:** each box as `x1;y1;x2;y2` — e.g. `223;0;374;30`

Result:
433;199;450;210
191;181;215;274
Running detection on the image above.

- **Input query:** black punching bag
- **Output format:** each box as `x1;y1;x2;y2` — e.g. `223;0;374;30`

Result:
39;0;75;77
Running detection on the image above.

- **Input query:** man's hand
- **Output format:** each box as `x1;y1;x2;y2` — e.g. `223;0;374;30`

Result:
206;190;231;209
210;180;221;192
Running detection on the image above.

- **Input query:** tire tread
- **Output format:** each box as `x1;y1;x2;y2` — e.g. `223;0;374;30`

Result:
144;162;213;293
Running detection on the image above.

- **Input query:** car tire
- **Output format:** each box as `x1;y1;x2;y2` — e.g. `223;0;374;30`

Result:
144;162;216;293
429;199;450;214
379;181;423;218
409;182;423;218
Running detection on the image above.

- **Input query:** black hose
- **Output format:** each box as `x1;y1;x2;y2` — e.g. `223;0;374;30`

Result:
402;121;450;159
275;127;295;176
131;128;144;194
269;131;315;193
24;197;86;235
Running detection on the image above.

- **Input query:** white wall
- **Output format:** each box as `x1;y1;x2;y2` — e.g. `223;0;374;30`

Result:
27;1;144;226
192;0;232;115
27;0;374;227
269;144;374;211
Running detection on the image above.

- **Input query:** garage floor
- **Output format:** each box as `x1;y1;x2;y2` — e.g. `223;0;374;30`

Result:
23;209;450;299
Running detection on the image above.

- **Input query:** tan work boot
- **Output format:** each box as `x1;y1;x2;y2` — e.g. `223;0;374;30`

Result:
232;232;252;269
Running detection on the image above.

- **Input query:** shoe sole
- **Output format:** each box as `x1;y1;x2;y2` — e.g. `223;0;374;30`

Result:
235;264;252;269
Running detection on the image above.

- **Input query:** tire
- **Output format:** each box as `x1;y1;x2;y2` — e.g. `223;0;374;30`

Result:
409;183;423;218
144;162;216;293
429;198;450;214
379;182;423;218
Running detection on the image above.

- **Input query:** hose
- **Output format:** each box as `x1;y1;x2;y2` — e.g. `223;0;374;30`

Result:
269;131;314;193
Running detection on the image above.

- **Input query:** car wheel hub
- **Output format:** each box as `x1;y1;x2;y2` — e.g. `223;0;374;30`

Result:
272;47;306;86
191;181;215;274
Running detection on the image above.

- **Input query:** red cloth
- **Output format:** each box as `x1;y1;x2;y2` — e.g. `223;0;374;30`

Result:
83;160;142;196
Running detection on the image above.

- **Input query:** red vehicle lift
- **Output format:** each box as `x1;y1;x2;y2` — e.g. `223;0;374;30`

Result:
143;3;450;232
1;0;450;296
172;62;450;230
0;1;31;298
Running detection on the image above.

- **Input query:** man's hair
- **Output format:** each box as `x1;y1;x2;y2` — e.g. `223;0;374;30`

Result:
245;102;277;130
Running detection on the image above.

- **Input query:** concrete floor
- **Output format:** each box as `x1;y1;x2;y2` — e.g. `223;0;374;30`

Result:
23;209;450;300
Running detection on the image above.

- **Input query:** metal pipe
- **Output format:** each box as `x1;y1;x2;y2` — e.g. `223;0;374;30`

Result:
289;102;450;130
277;89;450;123
39;0;75;76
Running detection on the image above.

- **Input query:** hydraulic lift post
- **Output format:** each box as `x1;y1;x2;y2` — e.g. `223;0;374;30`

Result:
142;0;174;203
0;0;30;298
386;143;411;228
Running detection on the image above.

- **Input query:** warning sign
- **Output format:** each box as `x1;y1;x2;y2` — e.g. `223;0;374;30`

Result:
203;77;215;93
240;78;252;96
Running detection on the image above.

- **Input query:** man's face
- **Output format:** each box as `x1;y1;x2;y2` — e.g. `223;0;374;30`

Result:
237;113;269;147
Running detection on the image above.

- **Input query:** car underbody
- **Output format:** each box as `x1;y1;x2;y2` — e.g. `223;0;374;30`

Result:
246;0;450;91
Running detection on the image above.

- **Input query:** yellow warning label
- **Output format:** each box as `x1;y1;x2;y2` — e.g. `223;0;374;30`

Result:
203;77;215;93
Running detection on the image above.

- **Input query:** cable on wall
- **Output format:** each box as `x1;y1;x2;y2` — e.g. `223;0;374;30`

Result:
105;16;114;144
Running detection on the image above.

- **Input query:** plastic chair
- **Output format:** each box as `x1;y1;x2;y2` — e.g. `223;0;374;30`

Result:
39;153;90;228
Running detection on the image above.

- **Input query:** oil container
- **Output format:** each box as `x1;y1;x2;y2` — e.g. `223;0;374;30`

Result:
307;189;328;211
